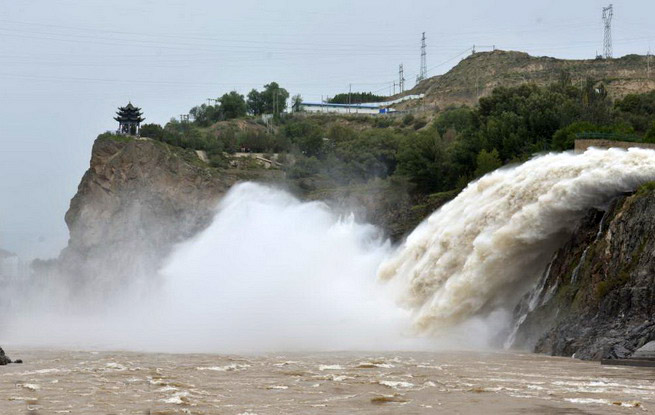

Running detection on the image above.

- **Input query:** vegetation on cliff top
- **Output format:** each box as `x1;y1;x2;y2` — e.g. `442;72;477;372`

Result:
131;78;655;203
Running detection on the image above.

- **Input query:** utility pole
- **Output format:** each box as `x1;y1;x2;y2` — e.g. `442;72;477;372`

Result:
399;64;405;93
475;65;479;98
648;47;651;78
602;4;613;59
472;44;476;55
416;32;427;84
273;91;278;117
348;83;352;113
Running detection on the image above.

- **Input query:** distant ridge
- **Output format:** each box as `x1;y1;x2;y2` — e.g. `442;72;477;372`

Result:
407;50;655;108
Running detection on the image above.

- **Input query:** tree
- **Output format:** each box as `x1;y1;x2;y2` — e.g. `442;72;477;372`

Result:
614;91;655;133
219;91;247;120
334;129;402;180
580;79;611;124
139;123;164;140
261;82;289;117
291;94;303;112
434;107;475;136
189;104;220;127
247;89;265;115
645;122;655;143
551;121;597;150
283;119;324;157
396;129;447;193
474;149;502;177
328;91;386;104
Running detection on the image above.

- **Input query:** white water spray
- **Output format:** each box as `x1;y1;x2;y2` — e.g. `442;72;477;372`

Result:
379;147;655;333
3;183;424;352
155;183;419;352
4;148;655;352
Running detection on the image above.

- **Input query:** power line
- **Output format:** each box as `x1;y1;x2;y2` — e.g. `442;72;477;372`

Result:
403;46;474;85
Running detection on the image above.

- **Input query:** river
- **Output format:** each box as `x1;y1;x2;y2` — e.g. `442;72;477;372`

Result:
0;349;652;414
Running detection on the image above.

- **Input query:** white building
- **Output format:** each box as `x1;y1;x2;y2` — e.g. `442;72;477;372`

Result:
299;102;385;115
298;94;424;115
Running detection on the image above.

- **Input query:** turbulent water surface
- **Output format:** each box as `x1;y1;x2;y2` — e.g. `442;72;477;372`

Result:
0;349;652;414
3;148;655;413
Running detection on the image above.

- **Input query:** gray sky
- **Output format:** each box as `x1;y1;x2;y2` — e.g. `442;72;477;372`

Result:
0;0;653;259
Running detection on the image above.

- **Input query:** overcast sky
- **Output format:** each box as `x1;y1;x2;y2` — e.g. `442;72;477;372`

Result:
0;0;653;259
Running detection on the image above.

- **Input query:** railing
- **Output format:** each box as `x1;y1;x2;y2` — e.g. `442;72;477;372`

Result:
575;131;640;142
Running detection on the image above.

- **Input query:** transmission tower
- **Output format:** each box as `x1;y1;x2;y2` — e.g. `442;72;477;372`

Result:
602;4;613;59
416;32;427;84
399;64;405;93
648;47;651;78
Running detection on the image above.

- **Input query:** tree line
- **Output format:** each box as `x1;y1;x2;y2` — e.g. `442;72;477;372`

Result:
136;77;655;196
328;92;387;104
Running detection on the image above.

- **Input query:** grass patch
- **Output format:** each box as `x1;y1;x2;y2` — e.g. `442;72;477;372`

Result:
636;181;655;197
97;132;134;143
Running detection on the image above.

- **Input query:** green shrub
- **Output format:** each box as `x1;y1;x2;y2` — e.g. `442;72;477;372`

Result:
287;156;322;179
413;118;428;130
402;114;415;126
139;123;164;140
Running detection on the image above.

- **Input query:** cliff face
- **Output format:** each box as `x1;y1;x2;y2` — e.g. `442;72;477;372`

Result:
513;185;655;360
59;136;236;290
58;135;438;292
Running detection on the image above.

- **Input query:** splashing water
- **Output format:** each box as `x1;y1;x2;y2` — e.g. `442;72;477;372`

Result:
3;183;426;352
5;147;655;352
378;147;655;333
155;183;420;352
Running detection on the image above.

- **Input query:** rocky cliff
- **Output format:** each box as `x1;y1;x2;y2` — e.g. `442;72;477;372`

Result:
512;184;655;360
57;134;439;295
58;135;237;292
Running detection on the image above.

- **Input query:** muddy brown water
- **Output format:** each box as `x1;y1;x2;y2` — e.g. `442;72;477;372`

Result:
0;349;653;414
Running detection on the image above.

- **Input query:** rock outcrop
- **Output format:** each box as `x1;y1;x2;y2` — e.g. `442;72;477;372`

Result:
513;185;655;360
0;347;12;365
56;134;438;295
58;135;238;293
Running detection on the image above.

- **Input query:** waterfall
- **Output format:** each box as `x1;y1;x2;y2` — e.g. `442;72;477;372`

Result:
379;147;655;334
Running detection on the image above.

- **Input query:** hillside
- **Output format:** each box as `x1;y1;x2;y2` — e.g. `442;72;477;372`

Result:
407;50;655;109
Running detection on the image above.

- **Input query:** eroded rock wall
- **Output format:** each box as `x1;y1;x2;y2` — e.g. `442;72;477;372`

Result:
513;188;655;360
58;136;236;293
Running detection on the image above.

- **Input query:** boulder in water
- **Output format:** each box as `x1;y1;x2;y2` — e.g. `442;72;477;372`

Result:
0;347;11;365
